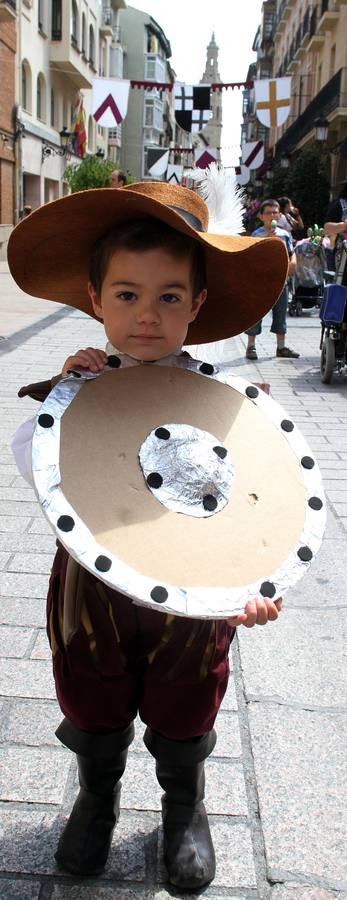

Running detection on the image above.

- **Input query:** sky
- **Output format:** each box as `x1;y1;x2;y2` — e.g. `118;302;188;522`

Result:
128;0;264;167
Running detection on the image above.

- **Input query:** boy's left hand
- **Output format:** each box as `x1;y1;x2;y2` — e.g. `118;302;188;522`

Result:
227;596;282;628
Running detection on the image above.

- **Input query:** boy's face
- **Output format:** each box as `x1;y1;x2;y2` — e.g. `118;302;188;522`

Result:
259;205;280;227
88;247;207;361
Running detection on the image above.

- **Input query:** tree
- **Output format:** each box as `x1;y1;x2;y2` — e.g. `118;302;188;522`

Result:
63;154;118;192
286;148;330;231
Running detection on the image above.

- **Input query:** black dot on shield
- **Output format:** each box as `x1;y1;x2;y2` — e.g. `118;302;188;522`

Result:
151;585;169;604
57;515;75;532
203;494;218;512
281;419;294;432
297;546;313;562
213;445;227;460
155;428;170;440
308;496;323;511
38;414;54;428
147;472;163;489
245;386;259;399
107;355;121;368
199;363;214;375
301;456;315;469
260;581;276;599
95;555;112;572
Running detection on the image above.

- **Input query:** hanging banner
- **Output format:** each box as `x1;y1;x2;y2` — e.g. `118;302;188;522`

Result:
147;148;170;177
194;148;218;169
166;164;183;184
92;78;130;127
174;84;211;133
71;92;87;158
242;140;264;170
254;77;291;129
234;165;250;186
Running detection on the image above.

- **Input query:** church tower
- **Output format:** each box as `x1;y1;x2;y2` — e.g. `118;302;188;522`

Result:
199;33;223;160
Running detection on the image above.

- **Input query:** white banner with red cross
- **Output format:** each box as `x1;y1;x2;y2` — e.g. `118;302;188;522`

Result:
254;77;291;129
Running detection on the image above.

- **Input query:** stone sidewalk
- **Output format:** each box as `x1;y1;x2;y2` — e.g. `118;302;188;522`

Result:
0;265;346;899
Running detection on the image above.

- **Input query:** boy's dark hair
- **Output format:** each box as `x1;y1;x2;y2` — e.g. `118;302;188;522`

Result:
259;199;280;214
89;218;207;298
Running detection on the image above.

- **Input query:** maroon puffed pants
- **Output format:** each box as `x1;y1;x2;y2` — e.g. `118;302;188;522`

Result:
47;544;235;740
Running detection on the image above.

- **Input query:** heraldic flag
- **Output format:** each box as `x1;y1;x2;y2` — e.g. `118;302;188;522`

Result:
71;92;87;158
174;84;211;133
92;78;130;128
254;77;291;129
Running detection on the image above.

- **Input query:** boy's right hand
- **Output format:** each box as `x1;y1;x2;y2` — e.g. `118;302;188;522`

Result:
61;348;108;376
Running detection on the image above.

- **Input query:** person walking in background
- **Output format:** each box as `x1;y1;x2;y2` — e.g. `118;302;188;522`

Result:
277;197;304;236
110;170;127;188
245;199;299;360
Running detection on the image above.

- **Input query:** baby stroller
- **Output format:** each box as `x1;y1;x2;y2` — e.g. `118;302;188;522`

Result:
288;238;326;316
320;241;347;384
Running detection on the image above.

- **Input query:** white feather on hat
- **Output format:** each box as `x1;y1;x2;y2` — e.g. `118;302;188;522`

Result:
189;163;245;235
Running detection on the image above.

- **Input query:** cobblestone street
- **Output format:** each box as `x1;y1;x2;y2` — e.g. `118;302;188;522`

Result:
0;263;346;899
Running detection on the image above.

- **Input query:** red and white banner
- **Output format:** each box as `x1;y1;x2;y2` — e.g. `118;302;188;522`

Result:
254;77;291;129
92;78;130;127
234;164;250;186
241;141;264;170
194;148;218;169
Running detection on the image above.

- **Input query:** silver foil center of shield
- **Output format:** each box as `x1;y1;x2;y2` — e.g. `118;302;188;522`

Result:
139;423;235;517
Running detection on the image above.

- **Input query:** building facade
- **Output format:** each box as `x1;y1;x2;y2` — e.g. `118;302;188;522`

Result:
242;0;347;197
0;2;16;236
118;5;174;180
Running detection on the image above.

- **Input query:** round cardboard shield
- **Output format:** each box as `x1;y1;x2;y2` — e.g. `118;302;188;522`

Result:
31;356;326;618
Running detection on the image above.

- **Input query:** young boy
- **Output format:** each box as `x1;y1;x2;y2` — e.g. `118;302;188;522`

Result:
9;181;287;890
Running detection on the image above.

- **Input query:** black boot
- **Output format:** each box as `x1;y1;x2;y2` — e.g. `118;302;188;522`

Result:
144;727;216;890
55;718;134;875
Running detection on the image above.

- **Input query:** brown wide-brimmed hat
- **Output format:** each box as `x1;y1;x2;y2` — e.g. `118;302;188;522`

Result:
7;181;288;343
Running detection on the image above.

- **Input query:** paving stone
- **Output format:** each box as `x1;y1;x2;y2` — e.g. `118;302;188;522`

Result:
1;698;61;745
0;516;32;533
0;746;71;803
52;888;147;900
0;472;15;485
0;597;45;627
220;666;238;711
30;629;51;659
238;608;346;709
0;808;74;874
270;885;346;899
248;705;347;885
7;553;53;574
212;712;242;758
0;658;56;698
0;572;48;598
0;501;40;517
0;881;41;899
0;550;11;570
0;625;34;657
0;533;55;552
28;517;54;534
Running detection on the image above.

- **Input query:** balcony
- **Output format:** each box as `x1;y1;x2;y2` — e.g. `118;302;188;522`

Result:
307;9;325;52
317;0;339;32
0;0;16;22
275;68;346;154
49;41;93;89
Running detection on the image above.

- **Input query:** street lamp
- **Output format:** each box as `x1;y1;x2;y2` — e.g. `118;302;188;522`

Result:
314;116;329;143
42;126;72;162
95;147;105;158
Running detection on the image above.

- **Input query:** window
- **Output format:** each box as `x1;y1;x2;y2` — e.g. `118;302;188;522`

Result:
52;0;62;40
89;25;95;65
50;88;55;127
81;13;86;56
330;44;336;79
38;0;43;32
37;73;46;121
71;0;78;46
21;63;27;111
